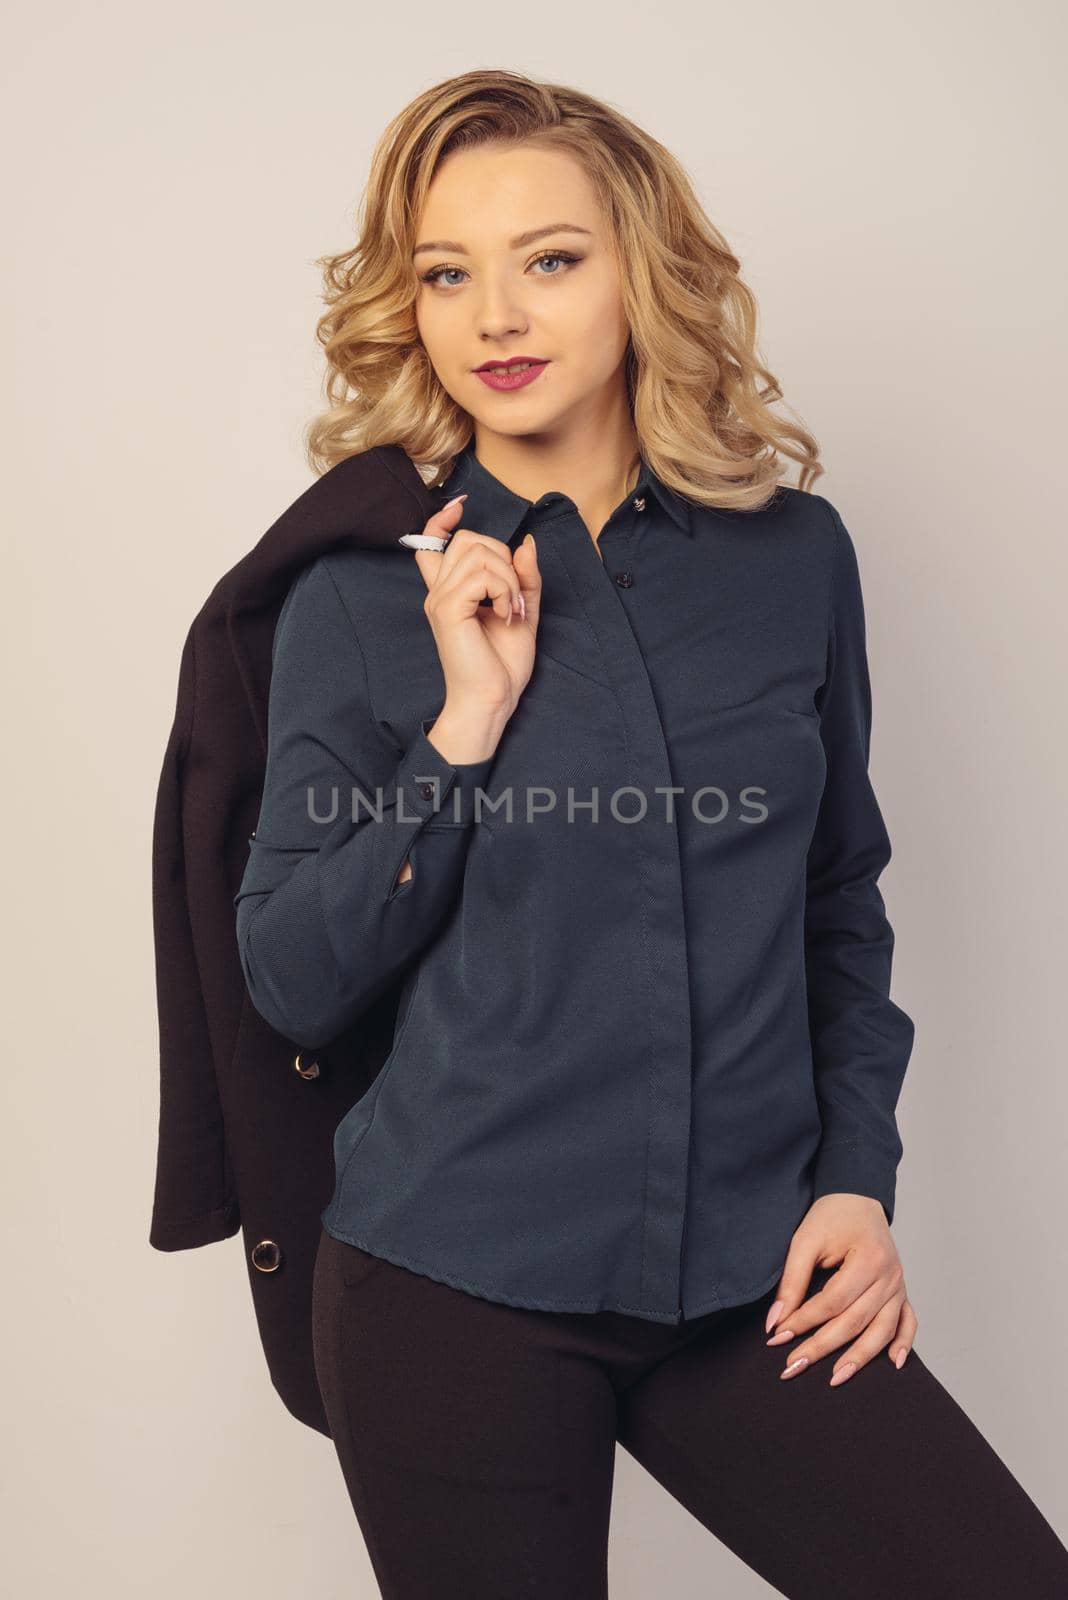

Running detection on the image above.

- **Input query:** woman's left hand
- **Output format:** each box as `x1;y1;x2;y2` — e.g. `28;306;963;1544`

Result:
764;1194;918;1385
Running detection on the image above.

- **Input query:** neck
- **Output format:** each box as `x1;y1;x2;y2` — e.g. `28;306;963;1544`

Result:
470;414;642;541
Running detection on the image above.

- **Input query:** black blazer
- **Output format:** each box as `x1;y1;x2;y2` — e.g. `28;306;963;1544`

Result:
150;444;446;1437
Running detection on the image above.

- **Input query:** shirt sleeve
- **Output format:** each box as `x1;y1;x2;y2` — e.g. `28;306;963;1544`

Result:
805;505;916;1225
234;555;497;1049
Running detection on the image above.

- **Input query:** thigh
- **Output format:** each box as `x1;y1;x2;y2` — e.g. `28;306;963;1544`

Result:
311;1228;617;1599
617;1272;1068;1599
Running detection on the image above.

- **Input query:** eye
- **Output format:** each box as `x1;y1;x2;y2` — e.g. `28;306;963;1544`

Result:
529;250;581;275
419;264;467;288
419;250;583;288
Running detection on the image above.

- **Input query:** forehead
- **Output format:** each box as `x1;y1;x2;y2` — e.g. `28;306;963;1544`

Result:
416;144;602;243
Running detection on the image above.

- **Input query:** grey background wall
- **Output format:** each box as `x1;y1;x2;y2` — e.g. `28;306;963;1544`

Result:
4;0;1065;1593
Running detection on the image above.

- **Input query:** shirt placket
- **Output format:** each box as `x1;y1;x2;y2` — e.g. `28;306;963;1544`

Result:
537;492;695;1318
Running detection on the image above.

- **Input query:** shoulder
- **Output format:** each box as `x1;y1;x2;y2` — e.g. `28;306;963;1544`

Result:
770;487;858;597
689;484;845;606
315;541;425;644
765;484;844;548
272;545;417;673
689;481;841;544
272;554;360;666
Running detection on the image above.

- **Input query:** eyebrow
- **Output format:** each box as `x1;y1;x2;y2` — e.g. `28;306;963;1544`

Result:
412;223;594;259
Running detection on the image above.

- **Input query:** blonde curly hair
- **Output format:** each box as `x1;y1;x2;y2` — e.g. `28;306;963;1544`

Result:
304;68;822;511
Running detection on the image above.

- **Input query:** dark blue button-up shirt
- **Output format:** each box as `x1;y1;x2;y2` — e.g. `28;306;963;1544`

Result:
234;442;915;1324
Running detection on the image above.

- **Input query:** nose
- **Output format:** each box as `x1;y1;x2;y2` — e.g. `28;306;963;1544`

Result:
474;273;529;344
477;318;527;346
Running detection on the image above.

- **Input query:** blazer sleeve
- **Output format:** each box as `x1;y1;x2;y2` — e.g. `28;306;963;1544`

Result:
234;555;497;1049
150;622;241;1250
805;505;916;1225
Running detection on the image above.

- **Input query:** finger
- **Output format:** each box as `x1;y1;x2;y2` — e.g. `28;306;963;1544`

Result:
512;533;541;629
411;530;516;593
778;1276;901;1379
465;532;542;629
766;1254;892;1345
887;1296;919;1370
402;493;470;586
431;540;524;620
765;1252;825;1335
431;546;525;625
826;1295;907;1386
766;1254;860;1339
416;531;523;619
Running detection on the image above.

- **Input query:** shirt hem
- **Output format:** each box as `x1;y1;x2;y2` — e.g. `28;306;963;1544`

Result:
320;1214;783;1324
680;1262;785;1320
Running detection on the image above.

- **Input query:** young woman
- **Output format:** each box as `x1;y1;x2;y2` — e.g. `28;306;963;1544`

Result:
235;68;1068;1599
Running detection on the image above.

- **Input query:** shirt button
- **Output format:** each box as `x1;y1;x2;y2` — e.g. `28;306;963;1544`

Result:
614;571;635;588
419;781;436;801
632;496;645;510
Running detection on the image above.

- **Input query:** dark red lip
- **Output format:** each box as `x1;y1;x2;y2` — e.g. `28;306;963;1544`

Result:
474;357;549;372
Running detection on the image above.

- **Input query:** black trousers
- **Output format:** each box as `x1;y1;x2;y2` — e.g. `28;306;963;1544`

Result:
311;1226;1068;1598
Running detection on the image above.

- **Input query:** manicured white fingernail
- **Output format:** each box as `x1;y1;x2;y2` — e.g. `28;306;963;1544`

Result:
398;533;449;550
781;1356;809;1379
894;1348;907;1370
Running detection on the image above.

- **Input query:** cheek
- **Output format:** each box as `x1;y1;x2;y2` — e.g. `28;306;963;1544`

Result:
414;296;442;356
569;279;630;371
415;305;462;395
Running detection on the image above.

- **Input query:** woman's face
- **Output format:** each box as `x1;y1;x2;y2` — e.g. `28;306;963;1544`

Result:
413;142;632;443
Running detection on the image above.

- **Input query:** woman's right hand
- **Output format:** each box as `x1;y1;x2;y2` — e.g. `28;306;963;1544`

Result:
409;495;542;723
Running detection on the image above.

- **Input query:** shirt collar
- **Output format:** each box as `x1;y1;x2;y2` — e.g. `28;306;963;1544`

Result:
438;441;692;546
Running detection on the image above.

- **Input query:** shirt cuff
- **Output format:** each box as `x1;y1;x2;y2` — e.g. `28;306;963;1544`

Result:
387;718;496;826
811;1140;898;1227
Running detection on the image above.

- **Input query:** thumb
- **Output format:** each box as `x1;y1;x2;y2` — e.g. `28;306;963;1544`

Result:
402;492;468;589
